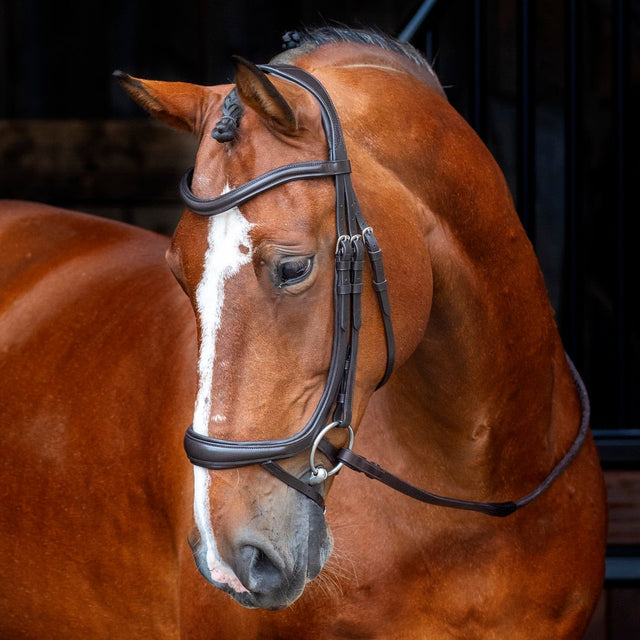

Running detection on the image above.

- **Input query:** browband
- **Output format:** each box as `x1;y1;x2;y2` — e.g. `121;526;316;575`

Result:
179;160;351;216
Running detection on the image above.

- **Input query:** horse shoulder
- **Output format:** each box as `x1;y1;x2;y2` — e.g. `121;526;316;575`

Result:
0;200;197;639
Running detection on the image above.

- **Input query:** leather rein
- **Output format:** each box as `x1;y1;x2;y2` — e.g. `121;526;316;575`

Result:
180;63;590;516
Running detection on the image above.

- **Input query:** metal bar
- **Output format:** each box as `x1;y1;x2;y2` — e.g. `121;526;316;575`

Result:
613;0;628;428
424;28;435;67
563;0;581;362
398;0;439;42
594;429;640;468
0;2;8;117
605;547;640;587
472;0;486;139
517;0;536;243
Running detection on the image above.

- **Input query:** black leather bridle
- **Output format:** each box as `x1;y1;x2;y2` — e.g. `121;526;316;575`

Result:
181;63;394;509
180;64;590;516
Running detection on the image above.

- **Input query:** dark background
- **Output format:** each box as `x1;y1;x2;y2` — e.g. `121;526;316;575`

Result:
1;1;639;635
1;0;636;432
0;1;412;117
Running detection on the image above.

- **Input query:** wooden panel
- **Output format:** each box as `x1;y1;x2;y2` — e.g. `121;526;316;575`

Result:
0;119;197;201
605;470;640;545
0;119;197;234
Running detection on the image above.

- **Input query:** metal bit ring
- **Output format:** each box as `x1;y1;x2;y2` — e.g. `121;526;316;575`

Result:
309;422;354;485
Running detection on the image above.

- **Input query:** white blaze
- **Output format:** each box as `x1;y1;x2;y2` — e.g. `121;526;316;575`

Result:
192;192;253;593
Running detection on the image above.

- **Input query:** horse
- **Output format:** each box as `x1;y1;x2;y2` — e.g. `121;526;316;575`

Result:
0;27;606;639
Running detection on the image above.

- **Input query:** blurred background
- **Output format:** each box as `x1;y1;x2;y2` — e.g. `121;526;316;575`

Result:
1;0;638;636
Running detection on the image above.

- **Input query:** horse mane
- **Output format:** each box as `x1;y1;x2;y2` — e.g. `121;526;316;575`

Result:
277;26;431;72
273;26;444;96
211;26;441;143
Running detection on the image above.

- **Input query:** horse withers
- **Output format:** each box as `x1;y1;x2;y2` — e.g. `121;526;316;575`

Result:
0;27;606;639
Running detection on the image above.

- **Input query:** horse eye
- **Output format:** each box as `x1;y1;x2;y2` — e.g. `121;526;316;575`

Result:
276;256;314;288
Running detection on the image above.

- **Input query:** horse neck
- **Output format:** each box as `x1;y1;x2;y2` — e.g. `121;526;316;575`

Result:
385;222;569;500
372;132;571;500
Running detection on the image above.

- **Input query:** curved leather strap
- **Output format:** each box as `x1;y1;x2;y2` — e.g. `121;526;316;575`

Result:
180;160;351;216
317;353;590;518
362;228;395;387
262;461;325;511
260;64;394;385
259;64;349;161
317;441;517;517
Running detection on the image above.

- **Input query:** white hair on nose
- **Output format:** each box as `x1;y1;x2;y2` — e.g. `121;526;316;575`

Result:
191;188;254;592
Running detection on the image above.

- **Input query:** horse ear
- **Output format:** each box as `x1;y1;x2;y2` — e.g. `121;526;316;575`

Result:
113;70;209;134
232;56;297;134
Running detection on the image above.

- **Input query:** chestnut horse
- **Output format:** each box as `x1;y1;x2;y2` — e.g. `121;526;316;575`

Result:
1;28;606;639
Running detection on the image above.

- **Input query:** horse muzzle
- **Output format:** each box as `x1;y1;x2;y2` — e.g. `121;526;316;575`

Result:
189;493;331;610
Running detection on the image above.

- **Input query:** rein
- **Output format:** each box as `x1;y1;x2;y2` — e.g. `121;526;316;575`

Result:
180;63;590;516
318;354;590;517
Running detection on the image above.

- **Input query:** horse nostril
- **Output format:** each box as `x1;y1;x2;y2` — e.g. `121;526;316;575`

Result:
237;545;284;594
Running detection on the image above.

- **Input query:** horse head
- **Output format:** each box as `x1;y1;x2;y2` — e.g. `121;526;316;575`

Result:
116;38;435;610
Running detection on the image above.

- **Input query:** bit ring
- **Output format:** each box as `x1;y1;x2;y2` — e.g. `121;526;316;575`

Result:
309;422;354;485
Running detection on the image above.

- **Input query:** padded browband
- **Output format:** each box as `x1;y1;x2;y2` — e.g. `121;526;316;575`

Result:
180;160;351;216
